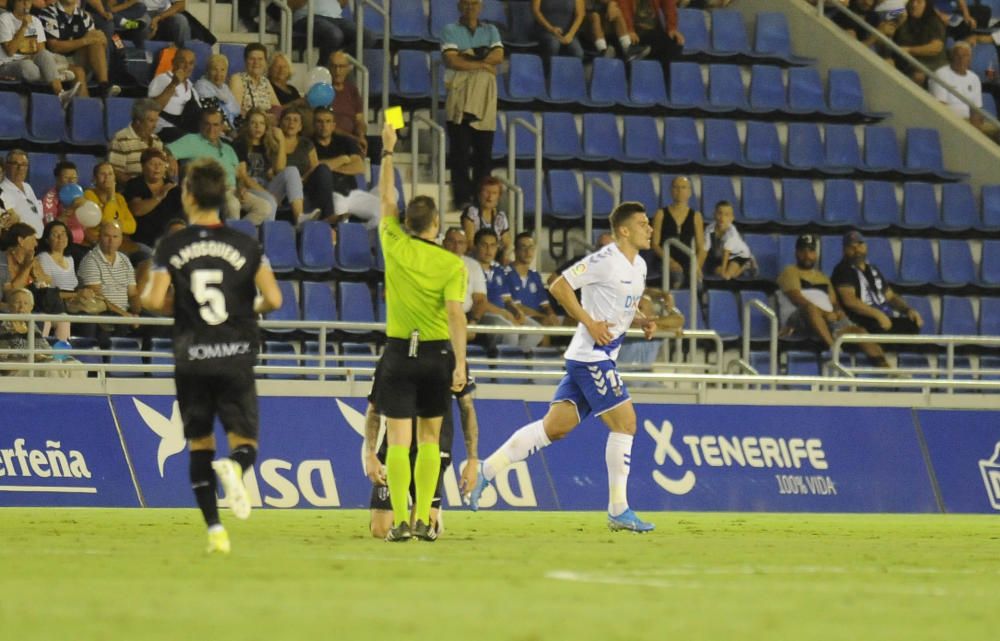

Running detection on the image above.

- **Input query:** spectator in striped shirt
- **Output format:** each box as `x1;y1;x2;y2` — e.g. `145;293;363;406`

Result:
109;98;164;184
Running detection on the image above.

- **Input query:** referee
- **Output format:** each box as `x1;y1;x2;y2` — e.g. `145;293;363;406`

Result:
376;122;468;542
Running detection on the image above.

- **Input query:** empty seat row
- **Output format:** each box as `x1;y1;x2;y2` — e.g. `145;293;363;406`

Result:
241;220;383;279
264;280;384;337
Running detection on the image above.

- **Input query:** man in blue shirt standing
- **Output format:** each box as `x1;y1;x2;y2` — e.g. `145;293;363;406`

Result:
441;0;503;209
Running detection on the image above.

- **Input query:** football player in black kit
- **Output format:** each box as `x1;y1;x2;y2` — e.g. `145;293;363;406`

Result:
141;157;283;554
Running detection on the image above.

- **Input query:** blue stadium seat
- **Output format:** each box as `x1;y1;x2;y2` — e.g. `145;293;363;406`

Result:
669;61;712;109
711;9;754;59
700;174;738;217
548;56;588;104
149;336;173;377
589;57;630;107
777;235;799;283
480;0;507;30
860;181;899;230
0;92;27;142
505;1;540;48
183;40;211;81
629;60;668;107
940;295;976;335
748;64;786;114
262;341;299;379
787;122;849;175
340;342;375;380
900;182;940;230
303;341;340;380
516;168;552;224
980;184;1000;232
299;220;335;277
104;96;134;140
819;179;861;228
740;290;774;341
546;169;583;225
355;1;385;37
541;111;582;161
368;163;406;212
662;116;704;166
814;234;838;274
67;97;105;146
744;120;787;168
784;350;821;383
678;8;711;56
622;115;663;164
904;295;936;335
371;229;385;275
582;171;616;223
706;118;764;169
897;352;934;379
506;110;538;160
28;152;59;197
937;239;977;288
334;222;373;277
363;48;396;99
780;178;820;227
705;290;740;342
67;336;101;367
64;154;98;187
620;172;658;215
265;281;300;334
225;218;257;238
824;123;864;172
905;128;966;180
971;43;998;83
28;93;65;145
495;345;530;384
391;0;431;42
980;297;1000;336
219;43;246;75
506;53;548;102
897;237;939;287
490;112;507;160
262;221;300;276
396;50;432;100
828;68;885;119
740;176;781;226
787;67;831;115
754;12;814;65
939;183;979;232
864;126;923;179
708;63;751;112
749;350;773;375
582;112;625;162
301;281;337;335
866;236;897;282
338;282;376;335
744;234;779;280
108;336;144;377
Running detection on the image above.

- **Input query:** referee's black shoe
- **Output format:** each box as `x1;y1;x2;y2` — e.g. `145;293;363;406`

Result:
385;522;412;542
412;520;438;542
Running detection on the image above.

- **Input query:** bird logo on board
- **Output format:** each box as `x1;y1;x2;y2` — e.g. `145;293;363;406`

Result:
979;441;1000;511
133;398;186;477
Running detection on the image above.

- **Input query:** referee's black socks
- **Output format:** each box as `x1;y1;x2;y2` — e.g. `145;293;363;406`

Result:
190;450;220;527
229;444;257;474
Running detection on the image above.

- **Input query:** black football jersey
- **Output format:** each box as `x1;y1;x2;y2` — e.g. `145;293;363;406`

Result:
153;225;264;369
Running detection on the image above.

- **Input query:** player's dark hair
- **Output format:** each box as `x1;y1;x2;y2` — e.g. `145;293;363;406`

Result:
53;160;76;178
183;158;228;211
473;227;498;246
609;201;646;235
404;196;438;234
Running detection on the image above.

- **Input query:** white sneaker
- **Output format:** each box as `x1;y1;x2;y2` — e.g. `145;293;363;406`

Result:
212;458;251;520
58;82;80;108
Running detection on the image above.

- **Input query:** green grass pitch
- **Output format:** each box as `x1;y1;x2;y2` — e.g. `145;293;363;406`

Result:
1;509;996;640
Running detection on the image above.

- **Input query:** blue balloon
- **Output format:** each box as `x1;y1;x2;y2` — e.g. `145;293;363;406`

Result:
306;82;336;108
58;183;84;207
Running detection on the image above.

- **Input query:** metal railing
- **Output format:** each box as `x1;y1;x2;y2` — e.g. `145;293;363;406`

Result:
410;112;447;228
816;0;1000;132
507;113;544;270
663;238;699;360
356;0;390;126
583;174;615;254
739;297;778;385
496;178;524;238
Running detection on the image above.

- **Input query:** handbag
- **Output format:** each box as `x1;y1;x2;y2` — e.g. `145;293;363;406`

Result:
66;293;108;315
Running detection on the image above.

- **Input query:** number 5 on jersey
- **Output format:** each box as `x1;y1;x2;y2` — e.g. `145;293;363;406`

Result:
191;269;229;325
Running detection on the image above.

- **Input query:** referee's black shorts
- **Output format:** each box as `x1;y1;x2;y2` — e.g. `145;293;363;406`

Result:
375;338;454;420
175;364;259;440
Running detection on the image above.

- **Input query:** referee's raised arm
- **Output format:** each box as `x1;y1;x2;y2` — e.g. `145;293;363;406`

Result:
379;123;400;220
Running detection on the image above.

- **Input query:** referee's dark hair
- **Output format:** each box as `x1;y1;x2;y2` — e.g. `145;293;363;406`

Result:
609;201;646;236
404;196;438;234
183;158;228;210
473;227;498;246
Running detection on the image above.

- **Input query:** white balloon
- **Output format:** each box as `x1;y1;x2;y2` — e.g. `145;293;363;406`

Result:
307;66;333;87
75;201;103;228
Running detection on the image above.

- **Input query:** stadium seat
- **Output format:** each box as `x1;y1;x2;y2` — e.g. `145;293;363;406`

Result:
864;126;923;179
516;168;552;224
495;345;530;384
897;238;939;287
939;183;980;232
183;40;211;80
981;184;1000;232
980;240;1000;287
108;336;144;377
740;176;781;226
548;56;589;104
905;128;966;180
711;9;755;59
67;97;105;146
678;8;711;57
302;341;340;380
299;220;336;277
897;352;934;379
589;57;630;107
262;341;299;379
787;67;833;116
265;281;300;335
748;64;786;114
149;336;173;377
363;49;396;99
970;43;998;84
0;91;28;142
662;117;704;166
784;349;821;384
776;235;798;282
582;113;625;162
980;297;1000;336
506;110;539;160
620;172;658;215
369;163;406;212
937;239;977;288
705;290;740;342
262;221;300;276
981;355;1000;380
104;96;134;140
338;282;376;337
744;234;779;280
828;68;885;119
940;295;976;335
669;61;712;110
546;169;584;225
700;174;738;217
28;93;66;145
860;181;900;230
480;0;507;30
504;1;540;48
28;152;59;197
301;281;337;335
622;115;664;164
708;63;752;112
780;178;820;227
787;122;849;175
390;0;431;42
824;123;864;172
340;342;375;380
629;59;668;107
506;53;548;102
219;43;246;75
819;234;841;274
865;236;897;282
355;1;385;38
334;222;373;277
490;113;507;160
819;179;861;228
900;182;940;230
740;290;774;342
225;218;257;238
582;171;616;223
904;295;936;335
704;118;764;169
744;121;787;168
754;12;813;65
396;50;432;101
542;111;582;161
64;154;98;186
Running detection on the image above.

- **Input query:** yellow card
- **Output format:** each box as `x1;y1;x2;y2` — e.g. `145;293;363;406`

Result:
384;106;405;130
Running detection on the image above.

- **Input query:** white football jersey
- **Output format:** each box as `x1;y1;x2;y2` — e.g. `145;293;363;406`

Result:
561;243;647;363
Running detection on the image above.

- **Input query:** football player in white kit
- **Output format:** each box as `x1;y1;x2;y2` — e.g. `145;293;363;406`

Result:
467;202;659;532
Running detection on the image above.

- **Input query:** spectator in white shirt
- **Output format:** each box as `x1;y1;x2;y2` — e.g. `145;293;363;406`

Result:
147;46;199;141
930;41;1000;141
0;150;44;238
0;0;79;104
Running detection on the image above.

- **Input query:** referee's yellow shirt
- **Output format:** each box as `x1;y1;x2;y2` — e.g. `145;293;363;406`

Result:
380;216;467;341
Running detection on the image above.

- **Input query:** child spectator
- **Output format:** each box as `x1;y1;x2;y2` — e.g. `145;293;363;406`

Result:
703;200;755;280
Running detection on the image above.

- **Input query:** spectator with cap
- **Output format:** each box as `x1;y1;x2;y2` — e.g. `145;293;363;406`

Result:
832;230;923;335
777;233;888;365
